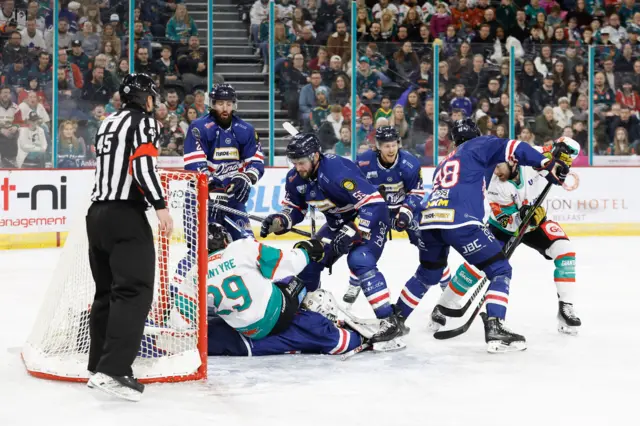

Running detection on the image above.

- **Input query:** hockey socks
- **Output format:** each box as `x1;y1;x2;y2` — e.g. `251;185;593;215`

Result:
396;276;429;319
554;252;576;303
485;275;511;319
437;263;483;309
360;270;393;318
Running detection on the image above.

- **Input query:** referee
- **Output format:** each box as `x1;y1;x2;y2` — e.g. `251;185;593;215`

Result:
86;73;173;402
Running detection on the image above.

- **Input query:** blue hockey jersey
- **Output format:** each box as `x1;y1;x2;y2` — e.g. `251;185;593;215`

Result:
419;137;548;230
356;149;426;211
282;154;387;231
183;114;265;187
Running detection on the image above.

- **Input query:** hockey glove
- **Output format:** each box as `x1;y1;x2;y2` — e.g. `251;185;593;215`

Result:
393;205;413;232
332;222;362;256
208;190;228;224
260;213;291;238
519;205;546;227
226;173;256;204
537;158;569;185
294;239;325;263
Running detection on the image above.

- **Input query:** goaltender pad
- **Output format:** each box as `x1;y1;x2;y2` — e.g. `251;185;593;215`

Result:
22;171;210;383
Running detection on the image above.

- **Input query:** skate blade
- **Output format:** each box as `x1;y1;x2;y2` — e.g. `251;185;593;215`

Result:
88;374;142;402
558;324;579;336
486;340;527;354
373;338;406;352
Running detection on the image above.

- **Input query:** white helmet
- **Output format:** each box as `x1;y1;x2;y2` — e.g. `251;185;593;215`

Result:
555;136;581;159
301;289;339;322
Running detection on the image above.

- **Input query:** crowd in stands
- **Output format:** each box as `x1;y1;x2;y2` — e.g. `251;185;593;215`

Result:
249;0;640;164
0;0;225;168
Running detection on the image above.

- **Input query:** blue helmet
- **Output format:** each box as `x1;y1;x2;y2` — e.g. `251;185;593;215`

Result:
209;83;237;109
286;133;321;161
450;118;481;146
375;126;400;147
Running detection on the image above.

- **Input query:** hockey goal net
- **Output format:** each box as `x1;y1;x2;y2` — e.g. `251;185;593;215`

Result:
22;170;209;383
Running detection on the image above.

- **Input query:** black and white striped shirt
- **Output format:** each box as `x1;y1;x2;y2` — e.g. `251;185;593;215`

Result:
90;107;166;210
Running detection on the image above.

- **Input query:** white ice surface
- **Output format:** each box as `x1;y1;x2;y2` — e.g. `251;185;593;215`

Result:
1;238;638;426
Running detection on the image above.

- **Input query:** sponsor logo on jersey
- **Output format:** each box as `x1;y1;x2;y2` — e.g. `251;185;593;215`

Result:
307;198;337;211
205;122;215;129
234;122;247;130
430;189;450;200
358;161;370;167
420;209;455;223
225;138;232;145
427;199;449;207
214;147;239;160
359;219;371;228
213;162;241;178
341;179;356;191
366;171;378;179
296;185;306;194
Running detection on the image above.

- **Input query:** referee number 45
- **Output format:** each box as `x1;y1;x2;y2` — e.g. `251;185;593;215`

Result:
96;132;115;155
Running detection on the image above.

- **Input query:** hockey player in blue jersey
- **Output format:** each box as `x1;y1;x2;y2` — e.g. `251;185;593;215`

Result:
394;118;570;352
342;126;450;308
171;83;264;291
260;133;406;344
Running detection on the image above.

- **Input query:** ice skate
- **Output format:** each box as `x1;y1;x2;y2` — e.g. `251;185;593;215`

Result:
370;314;403;343
342;284;361;309
557;301;581;336
428;306;446;332
480;313;526;353
87;372;145;402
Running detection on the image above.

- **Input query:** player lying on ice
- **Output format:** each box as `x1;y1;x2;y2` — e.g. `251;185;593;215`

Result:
426;137;582;336
169;223;397;357
380;119;572;353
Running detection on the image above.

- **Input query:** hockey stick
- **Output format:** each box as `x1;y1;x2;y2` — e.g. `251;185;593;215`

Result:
341;343;371;360
434;181;554;340
211;202;332;244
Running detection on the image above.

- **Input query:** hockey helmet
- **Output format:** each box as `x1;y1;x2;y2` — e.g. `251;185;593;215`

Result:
450;118;481;146
375;125;400;147
286;132;321;161
207;223;231;253
301;289;339;322
209;83;237;110
119;73;160;112
553;137;581;160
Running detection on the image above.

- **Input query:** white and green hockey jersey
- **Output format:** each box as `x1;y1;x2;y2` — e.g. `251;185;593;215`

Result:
486;166;549;235
206;238;310;339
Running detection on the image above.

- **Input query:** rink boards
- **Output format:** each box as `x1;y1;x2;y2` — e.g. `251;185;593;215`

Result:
0;167;638;249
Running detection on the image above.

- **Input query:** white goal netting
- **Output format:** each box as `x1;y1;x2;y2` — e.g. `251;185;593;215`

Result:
22;171;209;383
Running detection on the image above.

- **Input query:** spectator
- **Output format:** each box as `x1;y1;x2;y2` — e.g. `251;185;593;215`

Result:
73;21;100;58
17;90;50;128
450;83;472;117
476;78;502;115
464;54;488;96
388;104;408;139
410;99;435;150
82;104;105;148
18;77;49;111
159;113;185;157
519;127;535;145
91;54;118;93
3;30;27;64
45;17;73;53
101;24;121;58
100;41;118;73
20;18;45;55
553;97;574;128
473;98;490;121
105;91;121;115
0;0;17;27
330;74;350;106
154;45;182;89
364;43;390;83
299;70;327;127
317;103;343;150
191;90;207;117
0;86;19;166
430;3;452;38
81;66;113;106
616;43;636;73
57;120;86;167
551;60;569;94
249;0;268;49
566;0;592;29
393;41;419;83
165;89;184;116
306;86;329;132
525;0;545;26
29;51;52;87
356;111;375;146
602;59;619;92
133;46;153;75
326;20;351;64
477;115;494;135
534;44;553;75
608;106;640;145
496;0;517;32
495;123;507;138
81;5;103;35
176;36;207;93
20;2;44;33
379;9;398;46
403;90;421;127
4;56;29;95
422;121;452;164
333;125;352;157
302;0;321;22
602;14;628;49
374;96;393;122
356;56;382;106
166;4;197;49
514;104;527;136
372;0;399;21
401;6;422;41
114;58;129;86
342;94;372;124
616;79;640;112
288;7;315;40
315;0;344;42
534;106;562;145
17;110;46;168
298;26;318;61
68;40;89;73
309;47;330;74
511;10;529;43
180;105;199;133
594;71;616;109
612;127;634;155
571;117;588;149
533;73;558;114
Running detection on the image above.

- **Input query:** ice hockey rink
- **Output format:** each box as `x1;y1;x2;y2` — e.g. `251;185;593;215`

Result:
1;237;638;426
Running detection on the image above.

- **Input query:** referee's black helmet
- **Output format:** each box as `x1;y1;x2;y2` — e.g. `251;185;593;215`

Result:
120;73;160;111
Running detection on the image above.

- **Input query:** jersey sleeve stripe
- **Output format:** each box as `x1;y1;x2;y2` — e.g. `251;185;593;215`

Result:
330;329;350;355
244;153;264;163
354;193;384;210
282;199;303;211
184;152;206;161
505;139;520;162
257;243;284;279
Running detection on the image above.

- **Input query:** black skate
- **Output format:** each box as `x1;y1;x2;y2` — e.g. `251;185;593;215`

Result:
342;285;361;307
480;312;526;353
428;306;446;332
393;304;411;336
557;301;581;335
87;373;145;402
370;314;402;344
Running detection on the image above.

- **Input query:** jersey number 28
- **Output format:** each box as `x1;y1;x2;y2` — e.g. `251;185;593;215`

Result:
208;276;253;316
433;160;460;189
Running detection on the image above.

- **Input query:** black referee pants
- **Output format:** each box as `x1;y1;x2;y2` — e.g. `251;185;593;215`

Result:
86;201;155;377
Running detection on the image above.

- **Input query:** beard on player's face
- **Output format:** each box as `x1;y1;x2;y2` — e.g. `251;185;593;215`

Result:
212;109;232;127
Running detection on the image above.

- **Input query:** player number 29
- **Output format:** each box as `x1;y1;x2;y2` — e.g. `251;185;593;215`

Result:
433;160;460;189
208;275;253;316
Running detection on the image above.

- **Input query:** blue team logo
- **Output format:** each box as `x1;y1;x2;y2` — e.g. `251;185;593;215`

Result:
225;138;232;145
